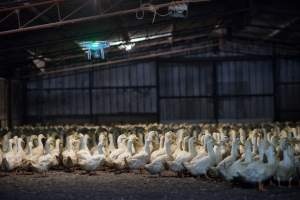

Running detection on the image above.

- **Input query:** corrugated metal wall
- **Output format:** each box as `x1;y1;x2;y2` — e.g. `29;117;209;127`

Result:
277;59;300;120
24;57;300;124
217;60;274;121
159;62;214;121
26;62;157;123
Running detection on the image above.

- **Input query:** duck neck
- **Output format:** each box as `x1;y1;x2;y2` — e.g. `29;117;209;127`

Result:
66;137;72;150
283;146;293;166
159;136;164;149
127;140;133;155
28;144;33;156
8;141;13;152
55;140;60;151
144;140;151;154
44;142;51;154
266;148;276;164
244;144;252;162
231;141;238;159
165;140;172;156
207;142;215;157
108;134;116;149
188;140;197;157
97;144;104;155
177;138;183;151
80;136;88;150
17;140;23;153
38;136;43;147
258;142;265;162
252;136;258;154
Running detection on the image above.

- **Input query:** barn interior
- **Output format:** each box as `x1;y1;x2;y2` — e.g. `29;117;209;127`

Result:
0;1;300;200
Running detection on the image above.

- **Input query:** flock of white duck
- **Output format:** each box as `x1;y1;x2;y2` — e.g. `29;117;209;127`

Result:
1;123;300;191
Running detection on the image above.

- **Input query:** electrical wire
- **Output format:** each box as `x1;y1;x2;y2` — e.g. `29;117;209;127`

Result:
136;1;171;24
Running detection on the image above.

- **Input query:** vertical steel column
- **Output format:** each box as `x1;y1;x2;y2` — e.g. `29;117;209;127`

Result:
212;61;218;123
156;60;161;122
89;69;94;123
22;79;28;125
272;43;278;121
7;79;12;128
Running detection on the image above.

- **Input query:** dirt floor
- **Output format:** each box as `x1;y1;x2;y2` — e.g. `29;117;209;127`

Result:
0;170;299;200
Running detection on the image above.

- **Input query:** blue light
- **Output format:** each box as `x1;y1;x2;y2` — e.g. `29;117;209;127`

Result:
77;41;110;60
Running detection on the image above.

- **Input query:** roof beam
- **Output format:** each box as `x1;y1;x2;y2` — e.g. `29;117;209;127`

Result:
0;0;210;36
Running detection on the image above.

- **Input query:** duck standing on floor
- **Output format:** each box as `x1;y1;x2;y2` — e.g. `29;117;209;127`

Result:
2;138;23;172
150;135;165;161
29;138;53;176
144;134;174;176
126;139;152;171
168;136;197;176
77;134;105;174
32;134;46;158
183;138;216;178
62;136;77;171
113;135;137;170
216;139;240;179
238;145;277;191
274;140;297;187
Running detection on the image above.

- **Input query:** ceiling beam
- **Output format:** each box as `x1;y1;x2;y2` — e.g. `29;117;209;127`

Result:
27;41;217;77
0;0;210;36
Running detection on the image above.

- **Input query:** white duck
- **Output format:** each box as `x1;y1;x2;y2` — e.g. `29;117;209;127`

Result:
183;138;216;177
216;139;240;179
32;134;46;158
2;138;23;172
109;134;128;161
49;138;61;168
150;135;164;161
144;135;173;175
224;138;253;181
126;139;152;171
168;136;197;175
29;138;53;176
238;145;277;191
274;140;297;187
113;135;137;169
62;136;77;170
77;134;105;173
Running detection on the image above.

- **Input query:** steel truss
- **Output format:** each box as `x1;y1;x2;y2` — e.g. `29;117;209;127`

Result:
0;0;210;36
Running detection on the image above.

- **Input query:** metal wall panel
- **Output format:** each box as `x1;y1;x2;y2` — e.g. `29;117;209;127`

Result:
277;59;300;120
159;62;214;121
23;58;300;124
218;97;274;121
160;98;214;121
26;62;157;123
217;60;274;121
217;61;273;95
